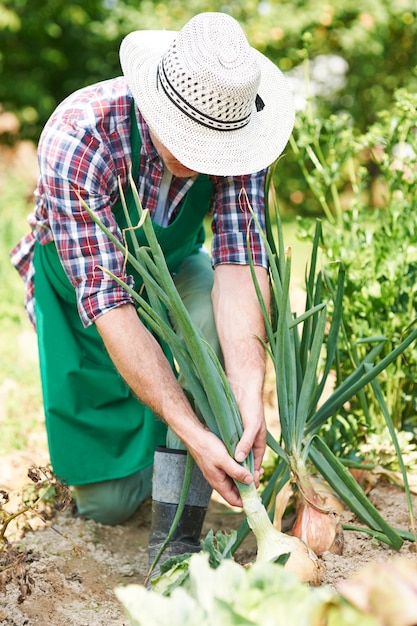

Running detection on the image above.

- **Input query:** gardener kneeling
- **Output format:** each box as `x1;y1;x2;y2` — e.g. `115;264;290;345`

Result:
10;12;295;578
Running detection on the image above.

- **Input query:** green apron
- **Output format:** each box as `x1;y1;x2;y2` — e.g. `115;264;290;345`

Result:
33;104;213;485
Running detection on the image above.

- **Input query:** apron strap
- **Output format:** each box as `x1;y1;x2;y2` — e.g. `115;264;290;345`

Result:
130;100;142;172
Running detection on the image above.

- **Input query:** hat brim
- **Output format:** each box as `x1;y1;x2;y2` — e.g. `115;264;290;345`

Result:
120;30;295;176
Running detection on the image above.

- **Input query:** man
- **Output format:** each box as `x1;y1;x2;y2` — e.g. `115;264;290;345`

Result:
11;12;294;571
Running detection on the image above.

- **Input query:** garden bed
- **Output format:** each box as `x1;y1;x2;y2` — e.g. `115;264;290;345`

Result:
0;407;416;625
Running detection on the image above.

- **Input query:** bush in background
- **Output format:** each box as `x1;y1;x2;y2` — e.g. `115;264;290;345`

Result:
293;85;417;454
0;0;416;145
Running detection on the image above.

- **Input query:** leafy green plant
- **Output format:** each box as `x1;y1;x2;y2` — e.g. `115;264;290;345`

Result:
358;430;417;473
115;551;381;626
246;182;417;556
294;87;417;444
77;180;322;585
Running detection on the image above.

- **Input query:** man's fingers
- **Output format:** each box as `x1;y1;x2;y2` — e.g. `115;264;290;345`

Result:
205;457;253;508
215;478;243;508
214;462;254;507
222;453;253;485
234;430;255;464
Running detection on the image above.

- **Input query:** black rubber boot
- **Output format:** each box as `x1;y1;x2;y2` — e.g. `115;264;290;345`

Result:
147;447;212;585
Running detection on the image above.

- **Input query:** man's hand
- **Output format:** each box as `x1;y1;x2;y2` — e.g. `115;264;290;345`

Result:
185;428;255;507
230;382;267;486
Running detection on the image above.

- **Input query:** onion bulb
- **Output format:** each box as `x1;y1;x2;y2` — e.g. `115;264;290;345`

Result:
240;483;321;585
291;477;344;557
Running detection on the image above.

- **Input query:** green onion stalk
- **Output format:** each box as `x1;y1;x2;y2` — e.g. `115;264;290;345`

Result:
75;176;321;585
249;174;417;558
249;189;345;558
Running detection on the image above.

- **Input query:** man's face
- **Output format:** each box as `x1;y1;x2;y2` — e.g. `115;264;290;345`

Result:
149;130;198;178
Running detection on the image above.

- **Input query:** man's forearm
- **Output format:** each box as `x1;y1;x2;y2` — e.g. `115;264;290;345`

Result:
212;264;270;388
95;303;200;439
94;302;256;506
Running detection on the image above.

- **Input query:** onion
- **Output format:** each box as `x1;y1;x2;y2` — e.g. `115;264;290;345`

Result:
241;483;321;585
291;492;344;556
309;475;346;514
291;471;344;557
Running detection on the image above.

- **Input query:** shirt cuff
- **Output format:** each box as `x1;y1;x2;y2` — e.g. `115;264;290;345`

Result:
78;278;136;328
211;231;268;268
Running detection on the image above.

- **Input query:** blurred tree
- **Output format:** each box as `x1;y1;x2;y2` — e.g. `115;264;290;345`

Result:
253;0;417;131
0;0;416;155
0;0;120;141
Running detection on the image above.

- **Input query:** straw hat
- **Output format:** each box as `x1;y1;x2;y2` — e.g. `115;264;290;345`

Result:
120;12;295;176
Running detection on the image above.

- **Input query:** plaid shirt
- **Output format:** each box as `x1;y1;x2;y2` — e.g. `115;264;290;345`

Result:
11;77;267;329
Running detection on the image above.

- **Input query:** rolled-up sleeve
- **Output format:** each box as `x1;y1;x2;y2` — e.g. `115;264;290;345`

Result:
39;122;135;328
210;169;268;269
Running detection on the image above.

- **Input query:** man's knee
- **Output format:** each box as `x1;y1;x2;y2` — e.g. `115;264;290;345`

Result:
73;466;153;525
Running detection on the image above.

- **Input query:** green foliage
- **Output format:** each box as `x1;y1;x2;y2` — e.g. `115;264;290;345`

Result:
255;0;417;127
258;205;412;548
200;529;238;568
294;87;417;450
147;530;239;595
1;0;416;143
0;0;119;141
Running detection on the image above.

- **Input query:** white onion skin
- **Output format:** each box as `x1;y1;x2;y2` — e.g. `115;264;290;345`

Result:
240;483;321;585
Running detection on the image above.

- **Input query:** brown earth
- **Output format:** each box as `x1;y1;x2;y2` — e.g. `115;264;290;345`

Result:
1;405;416;625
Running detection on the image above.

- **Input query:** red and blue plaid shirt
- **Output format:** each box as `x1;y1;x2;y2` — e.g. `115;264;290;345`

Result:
11;77;267;329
